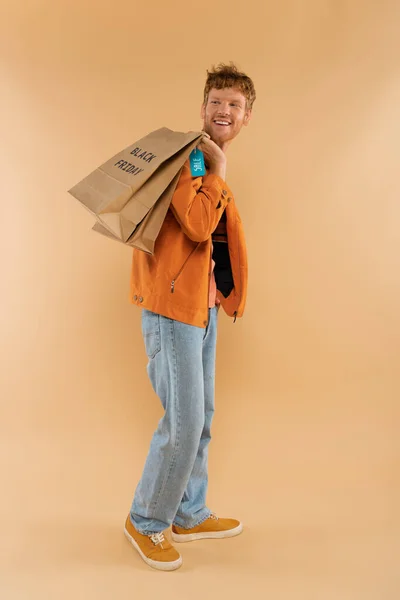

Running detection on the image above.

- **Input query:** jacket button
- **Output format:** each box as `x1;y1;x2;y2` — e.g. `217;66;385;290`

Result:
222;190;227;196
133;295;138;301
139;296;143;303
203;321;208;326
227;197;232;202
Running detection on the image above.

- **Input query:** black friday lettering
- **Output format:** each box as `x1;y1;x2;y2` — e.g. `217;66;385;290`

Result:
114;147;157;176
130;147;157;163
114;160;144;176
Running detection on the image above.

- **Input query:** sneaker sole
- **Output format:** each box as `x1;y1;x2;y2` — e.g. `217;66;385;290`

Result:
171;522;243;543
124;527;183;571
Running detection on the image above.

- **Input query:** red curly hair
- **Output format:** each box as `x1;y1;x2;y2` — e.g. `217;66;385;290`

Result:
203;63;256;110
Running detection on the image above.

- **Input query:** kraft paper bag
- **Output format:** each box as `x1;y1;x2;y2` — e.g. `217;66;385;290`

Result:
92;169;182;254
68;128;204;249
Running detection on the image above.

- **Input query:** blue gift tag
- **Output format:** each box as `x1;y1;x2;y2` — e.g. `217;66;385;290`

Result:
189;148;206;177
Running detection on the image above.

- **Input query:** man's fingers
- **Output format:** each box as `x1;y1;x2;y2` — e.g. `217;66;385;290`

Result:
198;140;209;152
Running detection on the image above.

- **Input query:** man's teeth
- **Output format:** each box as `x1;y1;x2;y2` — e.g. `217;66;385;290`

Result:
214;121;230;125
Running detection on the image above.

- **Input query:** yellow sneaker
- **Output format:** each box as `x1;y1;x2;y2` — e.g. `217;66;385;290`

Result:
124;516;182;571
171;513;243;542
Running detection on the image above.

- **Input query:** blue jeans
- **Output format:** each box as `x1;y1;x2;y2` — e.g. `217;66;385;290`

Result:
130;307;218;534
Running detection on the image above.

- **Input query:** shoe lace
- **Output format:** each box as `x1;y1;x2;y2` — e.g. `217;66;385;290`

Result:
149;532;166;546
210;513;219;521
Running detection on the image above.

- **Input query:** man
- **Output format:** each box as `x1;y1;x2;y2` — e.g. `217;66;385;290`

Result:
125;63;256;571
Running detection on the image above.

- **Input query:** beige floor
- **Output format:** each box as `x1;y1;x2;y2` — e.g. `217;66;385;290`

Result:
1;377;398;600
2;520;397;600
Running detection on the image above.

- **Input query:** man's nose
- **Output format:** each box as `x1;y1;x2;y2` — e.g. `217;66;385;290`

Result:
217;104;230;116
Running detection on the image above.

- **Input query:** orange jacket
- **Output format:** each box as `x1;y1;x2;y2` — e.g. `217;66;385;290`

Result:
130;161;248;328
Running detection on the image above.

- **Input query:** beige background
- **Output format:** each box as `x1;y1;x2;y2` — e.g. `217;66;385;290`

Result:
1;1;399;598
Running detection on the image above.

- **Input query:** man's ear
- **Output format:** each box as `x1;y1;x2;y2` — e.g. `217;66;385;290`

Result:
200;103;206;120
243;109;252;126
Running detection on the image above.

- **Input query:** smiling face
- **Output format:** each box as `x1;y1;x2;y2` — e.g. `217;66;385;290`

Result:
201;87;252;147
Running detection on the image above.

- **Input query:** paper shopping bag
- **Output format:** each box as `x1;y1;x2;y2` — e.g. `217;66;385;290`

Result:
68;128;204;247
91;168;182;254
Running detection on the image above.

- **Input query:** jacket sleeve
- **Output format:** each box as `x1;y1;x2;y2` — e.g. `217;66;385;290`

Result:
169;161;234;242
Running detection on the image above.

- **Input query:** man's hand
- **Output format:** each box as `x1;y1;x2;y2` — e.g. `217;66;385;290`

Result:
198;135;227;181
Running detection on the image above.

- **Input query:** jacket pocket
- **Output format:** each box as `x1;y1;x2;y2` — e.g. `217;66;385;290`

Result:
170;243;201;293
141;309;161;359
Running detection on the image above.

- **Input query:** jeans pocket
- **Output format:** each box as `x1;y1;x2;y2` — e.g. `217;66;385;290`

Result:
141;310;161;359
